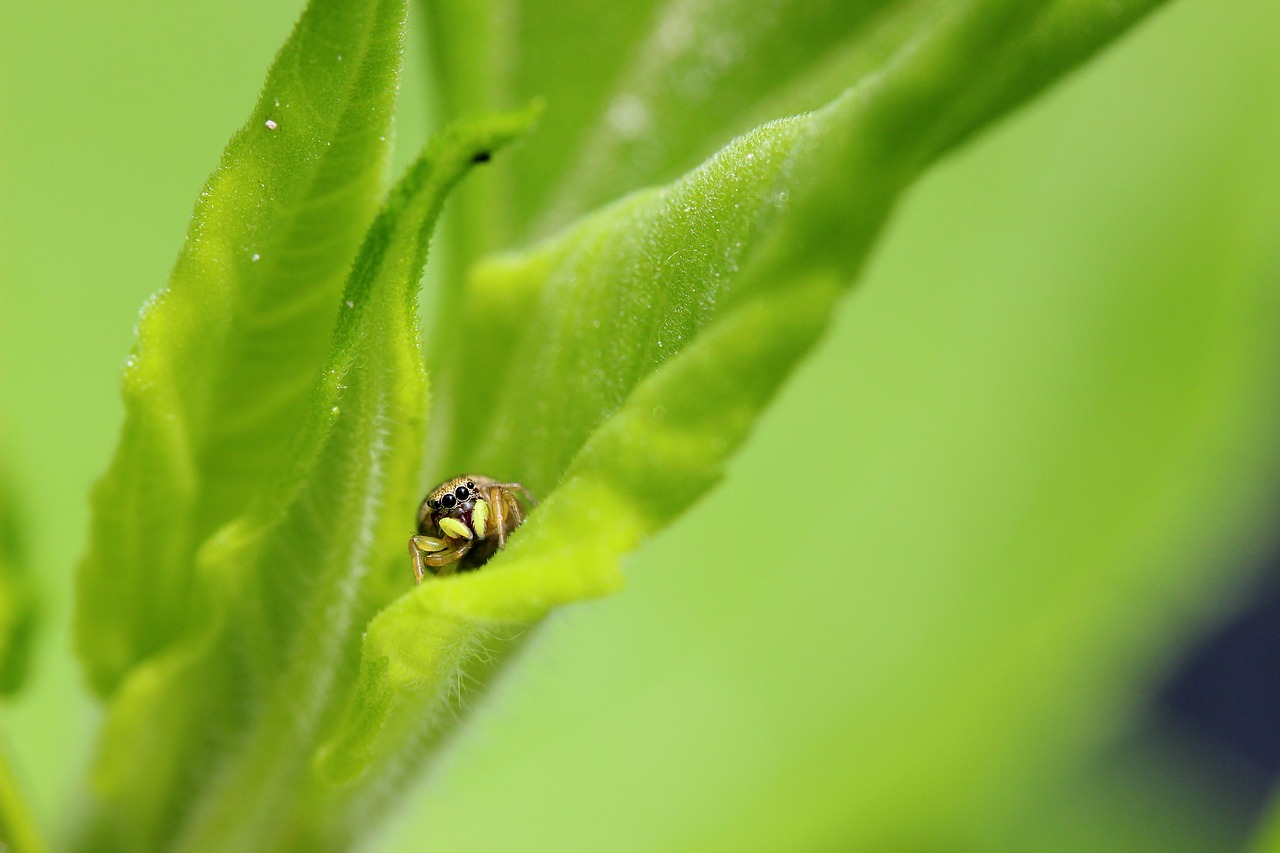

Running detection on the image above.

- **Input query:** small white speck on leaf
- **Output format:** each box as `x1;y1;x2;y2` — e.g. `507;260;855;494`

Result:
345;300;354;308
251;253;261;262
264;119;279;131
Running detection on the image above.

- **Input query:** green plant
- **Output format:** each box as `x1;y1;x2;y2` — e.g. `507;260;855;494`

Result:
2;0;1278;851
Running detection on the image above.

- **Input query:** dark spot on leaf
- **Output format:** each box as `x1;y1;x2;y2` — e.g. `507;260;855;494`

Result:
471;151;492;163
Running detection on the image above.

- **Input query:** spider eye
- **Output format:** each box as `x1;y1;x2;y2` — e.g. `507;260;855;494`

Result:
454;485;469;500
441;494;457;509
429;499;437;509
466;480;475;489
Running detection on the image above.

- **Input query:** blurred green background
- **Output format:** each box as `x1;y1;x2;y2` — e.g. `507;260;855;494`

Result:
2;1;1279;851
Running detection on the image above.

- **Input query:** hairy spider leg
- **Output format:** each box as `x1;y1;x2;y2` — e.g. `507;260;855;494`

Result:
409;534;472;583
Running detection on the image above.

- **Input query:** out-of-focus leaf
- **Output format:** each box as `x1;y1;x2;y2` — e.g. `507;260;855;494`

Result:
988;745;1245;853
0;736;48;853
427;0;1165;253
75;0;406;697
74;110;536;853
418;0;662;263
0;468;43;853
529;0;902;235
423;0;1164;470
0;467;36;697
301;0;1168;840
444;0;1167;478
421;0;927;422
420;0;928;400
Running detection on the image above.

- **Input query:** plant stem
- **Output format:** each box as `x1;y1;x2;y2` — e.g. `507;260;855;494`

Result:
0;734;48;853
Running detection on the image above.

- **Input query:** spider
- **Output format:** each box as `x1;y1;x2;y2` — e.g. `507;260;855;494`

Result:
408;475;535;583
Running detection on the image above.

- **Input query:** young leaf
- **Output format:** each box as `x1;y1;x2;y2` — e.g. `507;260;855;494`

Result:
301;0;1168;837
76;0;406;696
75;110;537;853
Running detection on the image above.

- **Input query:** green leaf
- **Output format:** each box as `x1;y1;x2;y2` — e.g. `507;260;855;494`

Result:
0;467;36;698
75;0;407;697
299;0;1169;838
424;0;1165;458
0;737;48;853
419;0;664;258
429;0;1164;253
75;109;537;853
0;469;44;853
523;0;916;235
420;0;920;366
450;0;1168;510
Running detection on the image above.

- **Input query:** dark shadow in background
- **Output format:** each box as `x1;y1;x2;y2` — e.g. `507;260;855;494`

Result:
1156;553;1280;830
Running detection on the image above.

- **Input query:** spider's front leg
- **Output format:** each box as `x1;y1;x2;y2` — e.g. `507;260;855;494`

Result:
409;535;473;583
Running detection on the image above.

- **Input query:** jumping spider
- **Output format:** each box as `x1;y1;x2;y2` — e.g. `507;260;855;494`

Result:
409;475;535;583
